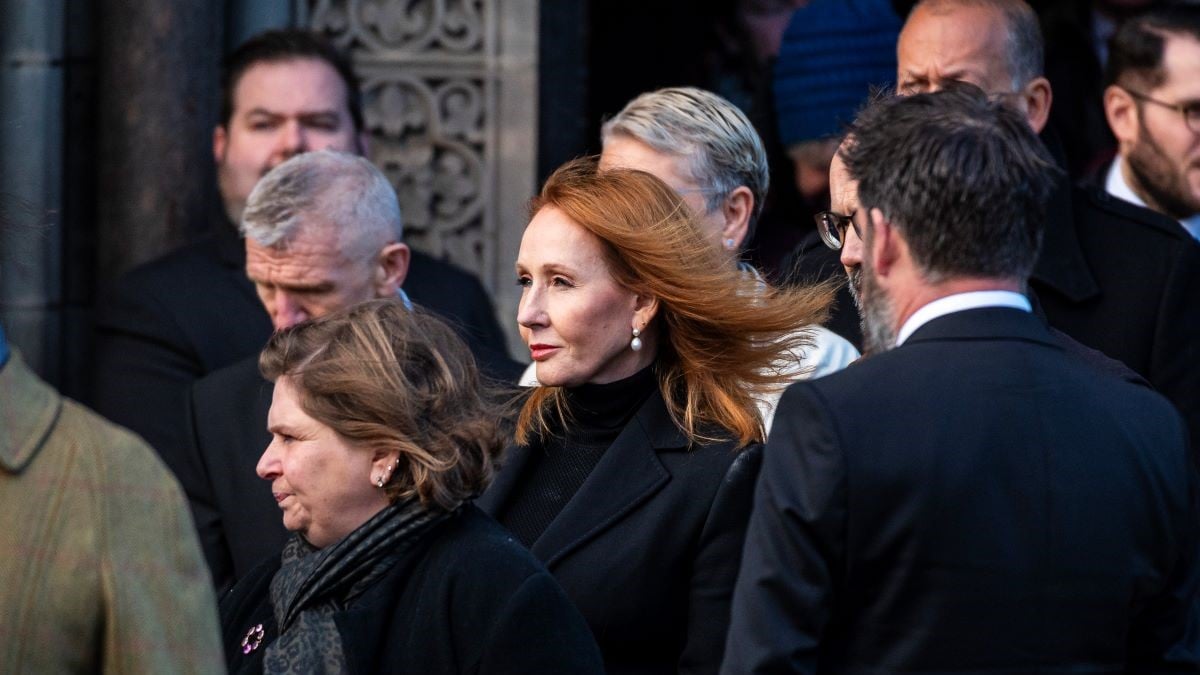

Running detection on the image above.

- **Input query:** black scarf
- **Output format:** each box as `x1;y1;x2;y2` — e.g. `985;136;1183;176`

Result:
262;498;452;674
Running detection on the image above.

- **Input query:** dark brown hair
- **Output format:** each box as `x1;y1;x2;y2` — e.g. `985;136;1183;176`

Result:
259;299;504;510
517;157;833;447
1105;6;1200;90
220;29;363;131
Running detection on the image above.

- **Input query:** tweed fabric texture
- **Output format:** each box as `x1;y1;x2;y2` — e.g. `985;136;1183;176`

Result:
0;351;222;674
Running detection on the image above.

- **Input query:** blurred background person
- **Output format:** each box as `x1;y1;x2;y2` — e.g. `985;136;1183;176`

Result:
220;299;603;674
0;213;222;673
772;0;902;349
478;158;832;674
1039;0;1161;179
1103;4;1200;240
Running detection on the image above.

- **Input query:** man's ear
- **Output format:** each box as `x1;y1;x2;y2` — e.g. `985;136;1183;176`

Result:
720;186;754;250
1104;84;1140;151
1021;76;1053;134
213;125;228;162
374;242;411;297
867;208;901;278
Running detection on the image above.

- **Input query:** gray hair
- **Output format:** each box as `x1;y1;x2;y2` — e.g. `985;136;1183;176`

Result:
915;0;1044;90
600;87;770;241
240;150;402;260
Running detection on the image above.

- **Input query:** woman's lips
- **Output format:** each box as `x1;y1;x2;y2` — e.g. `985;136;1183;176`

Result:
529;344;559;361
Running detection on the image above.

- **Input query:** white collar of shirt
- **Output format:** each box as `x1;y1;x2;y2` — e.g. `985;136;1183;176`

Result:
1106;157;1200;240
895;290;1032;347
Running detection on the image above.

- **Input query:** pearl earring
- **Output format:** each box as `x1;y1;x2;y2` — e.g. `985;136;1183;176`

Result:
630;327;643;352
376;475;385;488
724;238;735;250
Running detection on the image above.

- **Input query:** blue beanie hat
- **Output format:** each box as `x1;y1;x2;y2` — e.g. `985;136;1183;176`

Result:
773;0;901;148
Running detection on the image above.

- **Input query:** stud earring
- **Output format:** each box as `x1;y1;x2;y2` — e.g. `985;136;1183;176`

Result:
724;238;736;250
630;327;643;352
376;475;385;488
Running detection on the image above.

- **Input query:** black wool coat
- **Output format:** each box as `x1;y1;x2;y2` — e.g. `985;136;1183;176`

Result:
478;389;763;675
723;307;1200;673
219;505;605;675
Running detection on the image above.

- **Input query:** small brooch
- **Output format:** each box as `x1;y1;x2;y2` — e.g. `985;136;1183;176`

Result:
241;623;264;654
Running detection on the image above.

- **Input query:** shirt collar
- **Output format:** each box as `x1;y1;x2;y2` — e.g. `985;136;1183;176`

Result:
1105;156;1147;209
1181;214;1200;241
896;290;1032;347
1107;157;1200;241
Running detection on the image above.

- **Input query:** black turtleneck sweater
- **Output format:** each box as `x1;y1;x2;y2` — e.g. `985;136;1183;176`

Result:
500;366;657;549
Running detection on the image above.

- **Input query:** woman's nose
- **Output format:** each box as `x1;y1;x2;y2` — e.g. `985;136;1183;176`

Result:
516;289;546;329
256;440;281;481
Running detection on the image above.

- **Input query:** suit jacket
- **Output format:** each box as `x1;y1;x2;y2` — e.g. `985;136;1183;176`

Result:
92;222;517;482
0;351;223;674
184;356;280;590
219;505;604;675
478;390;763;675
1034;181;1200;455
722;308;1200;674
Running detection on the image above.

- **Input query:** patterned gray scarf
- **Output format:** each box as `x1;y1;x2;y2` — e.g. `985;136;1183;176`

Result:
263;498;451;674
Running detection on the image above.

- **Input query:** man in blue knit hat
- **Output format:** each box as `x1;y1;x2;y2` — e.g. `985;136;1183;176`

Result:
773;0;901;209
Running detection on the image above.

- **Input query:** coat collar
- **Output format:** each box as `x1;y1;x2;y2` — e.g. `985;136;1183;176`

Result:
904;305;1061;349
0;351;62;474
215;214;247;270
479;390;685;567
1030;133;1100;303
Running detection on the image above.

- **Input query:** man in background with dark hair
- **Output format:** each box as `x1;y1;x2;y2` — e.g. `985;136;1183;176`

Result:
722;86;1199;674
91;30;511;467
1103;4;1200;241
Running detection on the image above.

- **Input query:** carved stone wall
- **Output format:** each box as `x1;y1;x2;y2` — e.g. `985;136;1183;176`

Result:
297;0;537;357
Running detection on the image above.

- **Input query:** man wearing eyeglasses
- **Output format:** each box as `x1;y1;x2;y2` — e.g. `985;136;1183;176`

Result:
1104;6;1200;241
889;0;1200;454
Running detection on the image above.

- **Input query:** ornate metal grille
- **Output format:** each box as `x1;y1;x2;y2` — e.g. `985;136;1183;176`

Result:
299;0;500;283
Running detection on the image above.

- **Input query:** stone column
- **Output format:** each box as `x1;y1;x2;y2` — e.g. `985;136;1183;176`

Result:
0;0;66;379
94;0;223;283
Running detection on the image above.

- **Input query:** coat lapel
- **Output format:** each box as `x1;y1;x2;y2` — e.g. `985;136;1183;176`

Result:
530;392;678;568
475;441;538;515
0;352;61;474
1031;179;1099;303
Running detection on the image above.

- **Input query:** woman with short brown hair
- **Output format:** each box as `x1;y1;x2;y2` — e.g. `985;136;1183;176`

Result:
218;299;602;674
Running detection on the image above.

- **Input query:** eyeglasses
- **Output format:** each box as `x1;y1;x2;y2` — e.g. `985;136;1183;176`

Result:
1124;88;1200;134
814;210;861;250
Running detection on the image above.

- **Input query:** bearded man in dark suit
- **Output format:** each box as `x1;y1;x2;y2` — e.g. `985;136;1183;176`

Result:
721;86;1199;673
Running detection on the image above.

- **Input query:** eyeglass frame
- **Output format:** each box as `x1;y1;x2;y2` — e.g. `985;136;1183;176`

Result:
1122;87;1200;134
814;210;863;251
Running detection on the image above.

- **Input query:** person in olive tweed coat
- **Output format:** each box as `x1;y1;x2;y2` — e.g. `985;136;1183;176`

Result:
0;342;223;674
